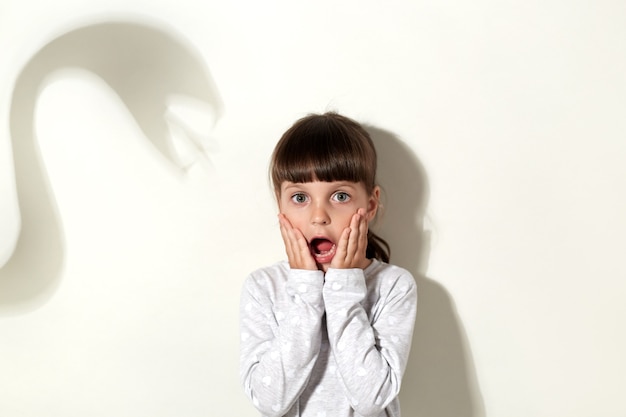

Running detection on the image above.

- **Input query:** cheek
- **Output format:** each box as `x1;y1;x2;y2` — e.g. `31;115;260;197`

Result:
336;211;356;228
280;209;305;227
277;200;292;216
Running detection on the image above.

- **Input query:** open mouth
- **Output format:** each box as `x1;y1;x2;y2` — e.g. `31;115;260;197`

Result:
309;238;336;263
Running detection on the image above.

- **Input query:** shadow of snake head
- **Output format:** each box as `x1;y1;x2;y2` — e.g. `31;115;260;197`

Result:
1;19;221;313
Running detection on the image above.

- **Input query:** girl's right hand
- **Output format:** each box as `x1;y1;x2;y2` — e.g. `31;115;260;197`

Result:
278;214;318;271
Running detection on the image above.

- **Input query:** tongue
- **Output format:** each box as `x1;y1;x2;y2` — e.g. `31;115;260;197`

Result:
314;239;334;253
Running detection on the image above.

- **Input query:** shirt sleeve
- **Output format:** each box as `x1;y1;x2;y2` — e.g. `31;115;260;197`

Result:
240;267;325;417
322;267;417;417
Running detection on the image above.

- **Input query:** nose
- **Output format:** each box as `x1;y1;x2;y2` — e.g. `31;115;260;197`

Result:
311;204;330;225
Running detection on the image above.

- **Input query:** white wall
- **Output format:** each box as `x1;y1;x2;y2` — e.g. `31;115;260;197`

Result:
1;1;625;416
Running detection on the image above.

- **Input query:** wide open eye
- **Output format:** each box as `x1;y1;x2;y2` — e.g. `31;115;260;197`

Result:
332;191;351;203
291;193;309;204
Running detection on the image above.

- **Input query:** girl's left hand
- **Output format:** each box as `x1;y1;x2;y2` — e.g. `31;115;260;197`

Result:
330;208;369;270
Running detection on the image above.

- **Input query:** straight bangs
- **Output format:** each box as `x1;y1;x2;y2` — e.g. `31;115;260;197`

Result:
271;113;377;193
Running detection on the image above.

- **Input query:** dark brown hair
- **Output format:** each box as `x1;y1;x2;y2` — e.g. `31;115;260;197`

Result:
270;112;390;262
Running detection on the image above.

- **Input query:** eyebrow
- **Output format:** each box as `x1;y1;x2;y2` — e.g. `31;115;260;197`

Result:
280;181;360;192
281;182;302;191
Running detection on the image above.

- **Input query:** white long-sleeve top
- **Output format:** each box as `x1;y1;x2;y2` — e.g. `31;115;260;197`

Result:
239;259;417;417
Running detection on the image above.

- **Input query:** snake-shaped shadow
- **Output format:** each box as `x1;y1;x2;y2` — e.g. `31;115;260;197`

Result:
1;20;221;315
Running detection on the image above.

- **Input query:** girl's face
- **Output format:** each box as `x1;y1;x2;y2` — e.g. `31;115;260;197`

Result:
278;180;380;271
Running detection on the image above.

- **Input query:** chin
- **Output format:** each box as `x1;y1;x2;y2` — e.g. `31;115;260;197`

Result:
317;263;331;272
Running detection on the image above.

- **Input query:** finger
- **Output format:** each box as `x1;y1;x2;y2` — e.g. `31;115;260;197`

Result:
346;209;369;267
293;228;311;258
279;214;317;270
278;214;296;261
357;208;369;254
279;214;303;264
331;212;358;269
338;226;351;258
344;210;362;263
331;226;351;269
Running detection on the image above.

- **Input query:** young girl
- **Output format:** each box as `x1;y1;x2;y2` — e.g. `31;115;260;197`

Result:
240;112;417;417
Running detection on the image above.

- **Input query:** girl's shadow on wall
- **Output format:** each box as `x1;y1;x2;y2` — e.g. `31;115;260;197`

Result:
367;127;485;417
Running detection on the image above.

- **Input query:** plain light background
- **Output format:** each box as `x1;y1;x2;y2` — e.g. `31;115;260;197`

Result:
1;1;625;416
